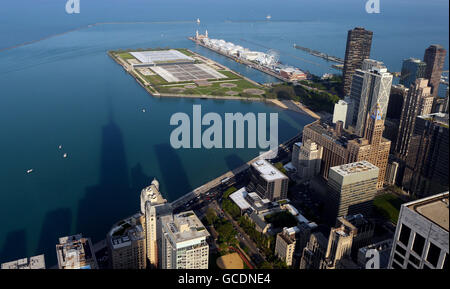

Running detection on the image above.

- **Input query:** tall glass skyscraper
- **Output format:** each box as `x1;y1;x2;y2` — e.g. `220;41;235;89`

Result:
400;58;427;89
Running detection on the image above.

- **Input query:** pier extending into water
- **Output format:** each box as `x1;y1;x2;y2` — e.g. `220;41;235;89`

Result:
189;37;290;83
293;44;344;64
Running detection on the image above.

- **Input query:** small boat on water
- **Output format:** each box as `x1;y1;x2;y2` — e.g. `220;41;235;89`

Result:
58;145;62;149
196;18;200;25
26;169;34;174
266;15;272;20
142;108;146;113
63;153;68;158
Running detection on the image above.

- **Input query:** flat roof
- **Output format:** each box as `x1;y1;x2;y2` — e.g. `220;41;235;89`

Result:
130;49;194;64
109;213;145;249
229;187;252;210
418;112;449;127
330;160;378;176
165;211;210;245
252;159;287;182
406;192;449;231
1;254;45;269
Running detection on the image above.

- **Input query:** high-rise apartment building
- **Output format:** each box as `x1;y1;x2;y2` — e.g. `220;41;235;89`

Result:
247;159;289;201
400;58;427;88
292;139;322;181
140;179;173;268
388;192;448;269
56;234;98;269
342;27;373;96
326;161;379;222
402;113;449;198
107;213;146;269
275;226;298;267
423;44;447;99
395;78;434;161
384;84;408;151
161;211;210;269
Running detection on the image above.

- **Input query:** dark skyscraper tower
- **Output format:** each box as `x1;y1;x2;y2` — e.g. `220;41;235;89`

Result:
342;27;373;96
423;44;447;99
399;58;427;89
394;78;433;161
402;113;449;198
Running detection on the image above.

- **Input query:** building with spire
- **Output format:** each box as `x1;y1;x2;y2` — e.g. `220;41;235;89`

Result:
302;104;390;189
140;179;173;268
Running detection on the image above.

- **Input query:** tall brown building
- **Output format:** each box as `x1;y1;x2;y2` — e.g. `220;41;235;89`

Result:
423;44;447;100
342;27;373;96
395;78;433;161
302;104;390;189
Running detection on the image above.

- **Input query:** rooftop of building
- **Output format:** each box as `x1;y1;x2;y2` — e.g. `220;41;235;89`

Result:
229;187;274;212
330;161;378;177
305;120;360;148
229;187;252;210
418;112;449;128
109;213;145;249
1;254;45;269
342;213;371;228
403;57;426;64
141;179;167;205
279;226;299;244
251;159;288;182
405;192;449;232
56;234;96;269
166;211;210;244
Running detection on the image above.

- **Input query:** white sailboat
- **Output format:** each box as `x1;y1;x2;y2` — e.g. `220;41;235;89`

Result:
266;15;272;20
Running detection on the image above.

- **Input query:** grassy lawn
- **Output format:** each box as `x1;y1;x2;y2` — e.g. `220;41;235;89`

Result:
117;52;135;60
142;73;168;85
157;79;265;97
373;193;404;224
176;48;195;56
217;70;242;80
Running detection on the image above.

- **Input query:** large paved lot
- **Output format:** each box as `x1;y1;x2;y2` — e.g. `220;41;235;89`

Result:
151;63;226;82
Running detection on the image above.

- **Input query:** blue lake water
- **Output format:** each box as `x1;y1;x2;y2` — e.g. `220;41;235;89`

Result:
0;0;448;265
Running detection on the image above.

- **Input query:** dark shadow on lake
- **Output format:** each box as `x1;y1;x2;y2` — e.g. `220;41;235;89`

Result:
130;163;151;193
225;154;246;173
153;143;192;200
0;229;26;263
35;208;72;267
76;114;136;243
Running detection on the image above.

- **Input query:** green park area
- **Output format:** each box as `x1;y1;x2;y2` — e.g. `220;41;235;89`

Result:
156;78;265;98
373;192;405;224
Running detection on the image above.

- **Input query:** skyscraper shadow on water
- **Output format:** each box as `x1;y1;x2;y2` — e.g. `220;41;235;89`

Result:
153;143;192;200
0;230;26;264
76;96;135;244
34;208;72;267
